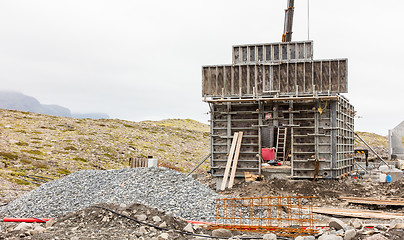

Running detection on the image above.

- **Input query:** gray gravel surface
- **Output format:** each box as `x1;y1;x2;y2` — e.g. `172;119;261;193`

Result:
0;168;218;221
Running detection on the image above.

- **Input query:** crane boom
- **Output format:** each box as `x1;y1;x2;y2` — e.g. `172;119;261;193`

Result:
282;0;295;42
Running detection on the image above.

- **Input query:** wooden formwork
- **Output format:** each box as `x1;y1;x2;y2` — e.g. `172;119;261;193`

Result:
203;41;354;185
202;59;348;98
208;96;354;181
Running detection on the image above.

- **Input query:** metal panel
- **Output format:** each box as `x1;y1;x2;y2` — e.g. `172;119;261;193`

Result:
202;59;348;97
232;41;313;64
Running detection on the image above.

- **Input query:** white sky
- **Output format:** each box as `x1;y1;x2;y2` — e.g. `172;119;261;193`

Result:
0;0;403;135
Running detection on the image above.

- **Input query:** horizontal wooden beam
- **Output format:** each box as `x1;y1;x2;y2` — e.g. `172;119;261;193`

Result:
204;96;338;103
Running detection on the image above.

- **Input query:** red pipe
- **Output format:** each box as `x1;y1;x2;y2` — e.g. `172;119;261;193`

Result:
1;218;52;223
186;220;214;225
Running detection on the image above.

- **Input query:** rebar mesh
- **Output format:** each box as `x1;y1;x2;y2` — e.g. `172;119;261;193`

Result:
209;196;318;237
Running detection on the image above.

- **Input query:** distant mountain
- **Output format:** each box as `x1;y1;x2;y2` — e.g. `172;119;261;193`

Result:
0;91;109;119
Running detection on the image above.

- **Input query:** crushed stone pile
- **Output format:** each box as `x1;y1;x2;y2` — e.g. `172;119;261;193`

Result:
0;168;218;221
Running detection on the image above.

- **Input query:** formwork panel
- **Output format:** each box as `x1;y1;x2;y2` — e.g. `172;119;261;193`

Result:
232;41;313;64
210;103;260;178
202;60;348;98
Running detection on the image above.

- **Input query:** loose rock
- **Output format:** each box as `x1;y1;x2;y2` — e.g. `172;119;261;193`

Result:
319;234;343;240
212;228;233;238
183;223;194;233
329;218;347;230
344;229;356;240
364;233;389;240
262;233;277;240
13;222;32;231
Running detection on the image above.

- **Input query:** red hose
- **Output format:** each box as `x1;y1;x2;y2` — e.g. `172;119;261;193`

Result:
1;218;52;223
186;220;214;225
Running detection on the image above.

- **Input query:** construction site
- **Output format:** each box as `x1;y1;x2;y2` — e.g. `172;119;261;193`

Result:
1;1;404;240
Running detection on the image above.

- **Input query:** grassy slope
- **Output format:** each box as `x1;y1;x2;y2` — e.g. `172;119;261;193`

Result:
0;109;209;185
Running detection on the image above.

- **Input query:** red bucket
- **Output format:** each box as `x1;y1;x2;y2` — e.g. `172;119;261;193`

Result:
262;148;276;161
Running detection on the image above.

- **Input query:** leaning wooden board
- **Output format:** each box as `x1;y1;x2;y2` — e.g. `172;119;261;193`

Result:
228;131;243;188
220;132;239;191
340;197;404;207
309;207;404;220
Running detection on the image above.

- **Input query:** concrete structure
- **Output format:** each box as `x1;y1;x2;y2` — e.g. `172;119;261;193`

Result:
388;121;404;160
202;41;355;186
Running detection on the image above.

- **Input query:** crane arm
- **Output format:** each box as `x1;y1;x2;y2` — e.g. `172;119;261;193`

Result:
282;0;295;42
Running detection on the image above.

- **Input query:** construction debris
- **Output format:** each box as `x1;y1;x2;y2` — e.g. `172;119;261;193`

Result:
340;197;404;207
310;207;404;220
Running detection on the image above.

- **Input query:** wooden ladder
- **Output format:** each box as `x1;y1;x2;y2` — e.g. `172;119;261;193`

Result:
220;131;243;190
276;127;287;162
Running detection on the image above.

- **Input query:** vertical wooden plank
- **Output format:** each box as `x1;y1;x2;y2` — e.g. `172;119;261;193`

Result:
313;62;322;93
322;61;330;92
228;131;243;188
296;62;304;93
304;62;313;93
281;44;288;61
298;43;305;59
248;65;255;95
233;66;240;96
289;43;296;60
273;45;280;61
233;47;240;64
209;67;217;96
241;65;248;95
257;65;263;95
220;132;239;191
280;63;288;93
217;66;224;96
273;65;280;92
249;46;255;62
339;60;347;92
257;46;263;62
265;45;272;61
288;63;296;93
224;66;232;96
202;67;208;96
242;47;248;62
306;42;313;59
264;65;271;92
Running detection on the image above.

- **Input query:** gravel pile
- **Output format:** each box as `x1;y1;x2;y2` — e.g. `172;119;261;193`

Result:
0;168;218;221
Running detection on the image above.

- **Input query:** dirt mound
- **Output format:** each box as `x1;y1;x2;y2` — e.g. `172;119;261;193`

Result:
220;178;404;207
1;203;210;240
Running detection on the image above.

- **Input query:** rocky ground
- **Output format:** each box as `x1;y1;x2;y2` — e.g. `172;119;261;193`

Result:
0;109;399;240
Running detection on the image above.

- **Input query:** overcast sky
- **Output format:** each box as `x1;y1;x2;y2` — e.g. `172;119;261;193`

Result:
0;0;403;135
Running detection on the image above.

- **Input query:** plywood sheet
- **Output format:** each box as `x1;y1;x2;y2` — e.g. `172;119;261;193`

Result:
310;207;404;220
